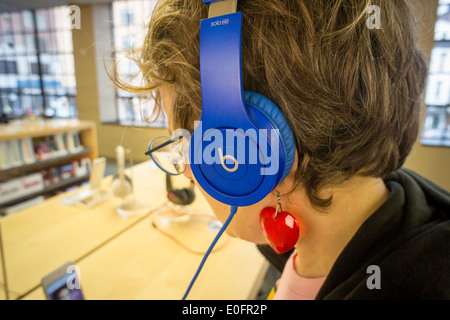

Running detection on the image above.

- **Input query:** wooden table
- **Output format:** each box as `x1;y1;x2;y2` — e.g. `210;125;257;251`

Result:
0;161;268;300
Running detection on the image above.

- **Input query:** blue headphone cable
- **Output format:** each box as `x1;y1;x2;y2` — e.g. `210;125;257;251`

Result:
181;205;239;300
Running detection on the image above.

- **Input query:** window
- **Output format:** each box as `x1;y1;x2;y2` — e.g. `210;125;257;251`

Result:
121;9;135;26
112;0;167;128
0;7;77;119
421;0;450;147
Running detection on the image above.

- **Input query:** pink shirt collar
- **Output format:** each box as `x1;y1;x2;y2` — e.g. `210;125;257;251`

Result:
273;251;327;300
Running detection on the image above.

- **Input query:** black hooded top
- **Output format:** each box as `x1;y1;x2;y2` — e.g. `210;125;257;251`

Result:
257;168;450;299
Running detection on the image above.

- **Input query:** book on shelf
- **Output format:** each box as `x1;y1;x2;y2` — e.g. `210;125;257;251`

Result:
34;141;53;161
66;131;84;154
46;135;59;157
67;132;76;153
74;132;82;151
21;138;36;164
54;133;69;156
78;157;91;177
60;163;75;180
49;167;60;184
0;196;45;215
0;141;12;170
10;139;24;167
0;172;45;205
40;161;83;188
41;169;51;187
0;133;86;171
0;139;36;170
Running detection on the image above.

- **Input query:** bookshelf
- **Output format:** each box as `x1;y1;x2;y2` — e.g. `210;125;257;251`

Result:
0;119;98;215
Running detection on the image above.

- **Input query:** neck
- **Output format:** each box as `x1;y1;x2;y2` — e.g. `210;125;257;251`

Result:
286;176;389;278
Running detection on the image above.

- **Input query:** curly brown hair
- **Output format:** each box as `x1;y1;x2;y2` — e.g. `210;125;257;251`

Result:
111;0;428;209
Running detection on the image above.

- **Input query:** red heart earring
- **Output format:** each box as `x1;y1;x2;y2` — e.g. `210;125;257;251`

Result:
259;191;300;254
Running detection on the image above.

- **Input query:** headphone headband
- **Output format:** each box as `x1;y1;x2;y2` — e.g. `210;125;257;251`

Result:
204;0;237;18
199;11;250;130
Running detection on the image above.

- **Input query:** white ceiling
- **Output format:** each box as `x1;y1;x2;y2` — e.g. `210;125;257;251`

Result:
0;0;116;12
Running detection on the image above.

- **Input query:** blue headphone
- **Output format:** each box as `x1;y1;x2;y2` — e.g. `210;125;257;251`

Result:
189;0;296;207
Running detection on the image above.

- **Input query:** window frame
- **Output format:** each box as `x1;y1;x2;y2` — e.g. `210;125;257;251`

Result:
0;7;77;120
110;0;168;129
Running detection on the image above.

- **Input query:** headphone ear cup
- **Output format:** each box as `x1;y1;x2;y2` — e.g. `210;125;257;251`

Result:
170;188;195;206
189;92;295;207
168;190;181;205
166;174;195;206
181;187;195;206
243;91;296;182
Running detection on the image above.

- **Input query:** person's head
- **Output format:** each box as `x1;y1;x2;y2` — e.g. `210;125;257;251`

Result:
113;0;427;243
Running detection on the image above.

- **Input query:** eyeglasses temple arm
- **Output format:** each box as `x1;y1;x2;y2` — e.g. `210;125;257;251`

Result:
144;129;195;156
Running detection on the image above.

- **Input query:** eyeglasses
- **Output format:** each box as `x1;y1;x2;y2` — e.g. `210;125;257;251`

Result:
145;129;194;175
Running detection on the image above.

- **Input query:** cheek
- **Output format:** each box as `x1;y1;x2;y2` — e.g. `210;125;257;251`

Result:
194;181;269;244
231;206;268;244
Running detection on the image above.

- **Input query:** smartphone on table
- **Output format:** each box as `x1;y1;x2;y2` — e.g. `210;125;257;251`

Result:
41;261;85;300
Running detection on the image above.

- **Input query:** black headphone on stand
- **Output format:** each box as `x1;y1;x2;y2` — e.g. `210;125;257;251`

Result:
166;174;195;206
